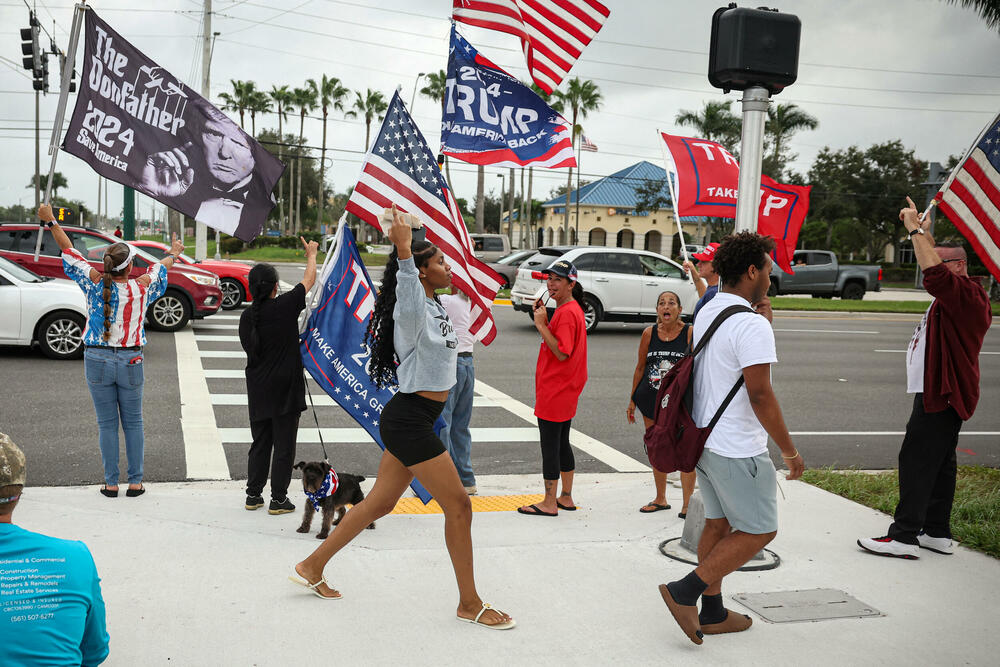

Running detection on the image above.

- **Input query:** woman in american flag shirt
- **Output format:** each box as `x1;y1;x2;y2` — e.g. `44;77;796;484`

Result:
39;204;180;499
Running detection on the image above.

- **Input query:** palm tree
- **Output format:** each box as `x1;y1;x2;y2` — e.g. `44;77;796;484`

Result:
419;70;454;190
945;0;1000;30
675;100;741;145
764;103;818;180
291;86;318;235
308;75;351;229
269;85;294;234
218;79;255;129
346;88;388;151
550;78;603;237
246;89;271;137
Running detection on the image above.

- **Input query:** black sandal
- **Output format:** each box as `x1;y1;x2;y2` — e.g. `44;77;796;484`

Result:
125;485;145;497
100;486;118;498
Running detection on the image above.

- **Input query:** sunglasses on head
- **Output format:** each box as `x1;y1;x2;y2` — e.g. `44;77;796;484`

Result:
941;258;964;264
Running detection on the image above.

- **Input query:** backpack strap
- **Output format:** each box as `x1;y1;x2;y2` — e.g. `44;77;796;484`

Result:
693;303;757;429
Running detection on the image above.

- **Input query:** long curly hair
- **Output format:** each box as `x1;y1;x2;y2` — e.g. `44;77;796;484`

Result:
101;243;132;342
364;240;439;388
245;263;278;355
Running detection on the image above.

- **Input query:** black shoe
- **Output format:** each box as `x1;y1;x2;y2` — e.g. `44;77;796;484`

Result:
125;485;145;497
245;495;264;511
100;485;118;498
268;497;295;515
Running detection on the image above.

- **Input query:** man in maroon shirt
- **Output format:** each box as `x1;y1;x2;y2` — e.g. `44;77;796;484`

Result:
859;197;992;559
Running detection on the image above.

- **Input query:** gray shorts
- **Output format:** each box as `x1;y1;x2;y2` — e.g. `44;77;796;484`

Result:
695;448;778;535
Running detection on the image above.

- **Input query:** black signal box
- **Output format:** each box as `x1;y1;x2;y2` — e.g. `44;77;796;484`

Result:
708;5;800;94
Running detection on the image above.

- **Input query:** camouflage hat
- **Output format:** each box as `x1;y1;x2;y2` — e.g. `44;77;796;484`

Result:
0;433;26;486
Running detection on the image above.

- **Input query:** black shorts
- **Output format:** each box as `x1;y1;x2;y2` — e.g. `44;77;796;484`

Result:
632;384;657;421
380;392;447;466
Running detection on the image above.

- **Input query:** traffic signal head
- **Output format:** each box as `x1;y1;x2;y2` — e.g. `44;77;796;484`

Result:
20;13;41;72
708;5;801;95
55;207;73;223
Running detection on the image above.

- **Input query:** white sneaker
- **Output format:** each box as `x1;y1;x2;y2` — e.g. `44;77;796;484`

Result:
464;485;478;496
917;532;956;555
857;536;919;559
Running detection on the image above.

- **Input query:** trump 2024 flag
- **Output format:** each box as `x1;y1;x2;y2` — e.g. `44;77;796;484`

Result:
62;9;283;242
300;221;431;503
441;27;576;169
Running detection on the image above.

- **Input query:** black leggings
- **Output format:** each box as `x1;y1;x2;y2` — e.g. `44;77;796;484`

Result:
538;418;575;481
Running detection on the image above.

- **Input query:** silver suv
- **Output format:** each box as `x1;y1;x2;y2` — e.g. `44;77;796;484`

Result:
510;246;698;332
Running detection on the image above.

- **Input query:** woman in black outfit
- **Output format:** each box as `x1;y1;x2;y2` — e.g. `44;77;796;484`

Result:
238;237;318;514
627;291;695;517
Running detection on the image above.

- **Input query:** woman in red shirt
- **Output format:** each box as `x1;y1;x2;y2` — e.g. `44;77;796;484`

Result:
518;259;588;517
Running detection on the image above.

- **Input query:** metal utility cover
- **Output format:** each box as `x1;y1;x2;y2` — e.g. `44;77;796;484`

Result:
732;589;882;623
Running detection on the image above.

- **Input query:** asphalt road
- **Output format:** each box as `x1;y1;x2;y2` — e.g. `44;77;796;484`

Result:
2;277;997;487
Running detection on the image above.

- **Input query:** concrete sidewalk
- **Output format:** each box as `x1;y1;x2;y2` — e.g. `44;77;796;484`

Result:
16;473;999;666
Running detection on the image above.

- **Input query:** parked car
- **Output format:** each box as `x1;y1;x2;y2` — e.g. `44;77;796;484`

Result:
487;249;536;289
0;256;87;360
681;244;705;257
510;246;698;332
132;240;252;310
0;224;223;331
770;250;882;299
470;234;511;262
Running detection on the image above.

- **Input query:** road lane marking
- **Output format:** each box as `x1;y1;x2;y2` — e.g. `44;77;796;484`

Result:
789;431;999;436
199;350;246;358
195;334;241;342
204;315;241;321
210;393;498;408
174;329;231;480
875;349;1000;355
774;328;879;335
474;380;651;473
218;426;539;443
190;323;239;331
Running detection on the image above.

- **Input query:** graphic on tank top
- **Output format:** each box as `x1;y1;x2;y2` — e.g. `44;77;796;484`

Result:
643;325;689;390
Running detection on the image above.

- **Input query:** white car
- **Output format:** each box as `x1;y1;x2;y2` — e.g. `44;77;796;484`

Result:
0;256;87;360
510;246;698;332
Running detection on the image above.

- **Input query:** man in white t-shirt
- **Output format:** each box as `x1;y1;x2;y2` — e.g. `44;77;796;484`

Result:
659;232;804;646
439;290;478;495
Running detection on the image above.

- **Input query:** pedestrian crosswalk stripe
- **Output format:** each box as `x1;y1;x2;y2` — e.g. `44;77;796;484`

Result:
199;350;246;358
217;427;540;444
195;334;241;342
174;329;231;480
210;393;498;408
191;323;239;331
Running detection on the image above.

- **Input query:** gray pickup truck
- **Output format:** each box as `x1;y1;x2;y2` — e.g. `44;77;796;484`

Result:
768;250;882;300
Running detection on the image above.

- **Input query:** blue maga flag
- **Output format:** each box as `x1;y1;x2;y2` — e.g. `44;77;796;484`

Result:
300;221;432;503
441;27;576;169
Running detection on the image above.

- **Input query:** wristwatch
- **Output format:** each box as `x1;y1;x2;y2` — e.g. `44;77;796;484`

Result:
908;227;925;239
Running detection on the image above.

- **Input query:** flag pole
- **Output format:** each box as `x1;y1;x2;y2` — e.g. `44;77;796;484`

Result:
658;130;688;264
926;109;1000;221
34;1;87;261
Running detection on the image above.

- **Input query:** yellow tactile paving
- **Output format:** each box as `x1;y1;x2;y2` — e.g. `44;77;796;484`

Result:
391;494;545;514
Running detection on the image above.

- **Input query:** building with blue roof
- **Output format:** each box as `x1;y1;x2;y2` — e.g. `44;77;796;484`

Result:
526;160;703;255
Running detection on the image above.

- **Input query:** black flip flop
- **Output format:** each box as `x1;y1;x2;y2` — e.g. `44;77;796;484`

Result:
556;500;577;511
639;502;670;513
125;485;145;497
517;504;557;517
100;486;118;498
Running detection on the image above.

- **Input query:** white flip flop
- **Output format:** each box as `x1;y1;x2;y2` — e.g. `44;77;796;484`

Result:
456;602;516;630
288;571;342;600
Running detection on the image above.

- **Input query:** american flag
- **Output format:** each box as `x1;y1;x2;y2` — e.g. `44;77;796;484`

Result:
934;111;1000;281
580;134;598;152
453;0;610;94
345;92;504;344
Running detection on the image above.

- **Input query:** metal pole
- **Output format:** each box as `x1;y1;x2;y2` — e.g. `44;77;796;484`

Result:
35;1;86;260
123;186;135;240
34;92;40;210
574;140;581;244
734;86;770;234
497;174;504;233
195;0;212;261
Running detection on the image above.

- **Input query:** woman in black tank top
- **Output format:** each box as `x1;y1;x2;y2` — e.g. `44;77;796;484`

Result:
627;291;696;518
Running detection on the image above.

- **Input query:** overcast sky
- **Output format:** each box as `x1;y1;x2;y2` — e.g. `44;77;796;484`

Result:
1;0;997;222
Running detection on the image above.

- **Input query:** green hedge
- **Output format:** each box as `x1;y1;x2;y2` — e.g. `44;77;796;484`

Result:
245;232;324;250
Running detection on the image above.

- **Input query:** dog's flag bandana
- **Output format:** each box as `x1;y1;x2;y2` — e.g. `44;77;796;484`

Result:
304;468;339;513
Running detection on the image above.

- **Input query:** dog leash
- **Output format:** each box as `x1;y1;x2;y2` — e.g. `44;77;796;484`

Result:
303;370;330;463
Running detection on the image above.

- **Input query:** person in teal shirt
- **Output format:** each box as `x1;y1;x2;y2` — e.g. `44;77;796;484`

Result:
0;433;110;666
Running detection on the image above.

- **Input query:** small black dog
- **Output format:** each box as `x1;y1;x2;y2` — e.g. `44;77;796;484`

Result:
293;461;374;539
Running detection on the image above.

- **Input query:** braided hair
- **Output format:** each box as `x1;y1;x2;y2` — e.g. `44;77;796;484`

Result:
364;240;438;389
101;243;132;342
246;263;279;355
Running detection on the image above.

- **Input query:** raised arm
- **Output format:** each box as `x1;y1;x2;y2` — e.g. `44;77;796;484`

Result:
299;236;319;292
901;196;939;270
684;260;707;298
41;205;101;283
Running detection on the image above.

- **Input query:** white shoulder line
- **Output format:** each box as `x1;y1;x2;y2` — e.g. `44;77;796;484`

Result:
175;328;231;480
474;380;651;473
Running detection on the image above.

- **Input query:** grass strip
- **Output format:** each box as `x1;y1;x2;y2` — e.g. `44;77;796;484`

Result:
802;466;1000;559
771;297;1000;316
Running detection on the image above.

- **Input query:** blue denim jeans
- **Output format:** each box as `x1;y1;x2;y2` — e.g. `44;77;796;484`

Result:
84;347;145;486
440;356;476;486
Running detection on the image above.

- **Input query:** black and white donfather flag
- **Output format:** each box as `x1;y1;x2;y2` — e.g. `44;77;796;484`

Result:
63;9;284;242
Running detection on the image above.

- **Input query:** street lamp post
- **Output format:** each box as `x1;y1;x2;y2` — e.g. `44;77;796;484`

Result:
410;72;426;110
496;173;505;233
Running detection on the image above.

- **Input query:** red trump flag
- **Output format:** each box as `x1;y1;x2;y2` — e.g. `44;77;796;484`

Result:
660;132;810;274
